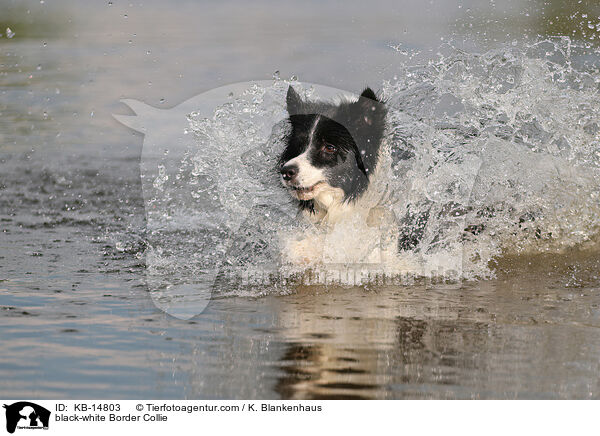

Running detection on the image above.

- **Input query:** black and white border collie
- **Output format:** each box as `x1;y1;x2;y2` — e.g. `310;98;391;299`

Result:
279;86;399;265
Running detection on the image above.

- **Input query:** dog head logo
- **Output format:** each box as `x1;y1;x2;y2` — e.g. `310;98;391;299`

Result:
3;402;50;434
113;81;377;318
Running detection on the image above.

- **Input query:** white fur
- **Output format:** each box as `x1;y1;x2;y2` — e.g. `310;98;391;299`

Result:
283;150;326;189
282;144;401;267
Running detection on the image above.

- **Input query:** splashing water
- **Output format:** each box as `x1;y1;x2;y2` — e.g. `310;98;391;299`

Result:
137;38;600;310
382;37;600;278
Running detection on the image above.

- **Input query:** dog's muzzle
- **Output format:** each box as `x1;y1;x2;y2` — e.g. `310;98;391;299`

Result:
280;164;298;182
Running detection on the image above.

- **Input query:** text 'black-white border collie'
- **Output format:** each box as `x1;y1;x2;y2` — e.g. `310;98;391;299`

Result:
279;86;400;266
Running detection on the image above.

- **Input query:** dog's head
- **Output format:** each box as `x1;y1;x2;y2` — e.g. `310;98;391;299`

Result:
279;86;386;211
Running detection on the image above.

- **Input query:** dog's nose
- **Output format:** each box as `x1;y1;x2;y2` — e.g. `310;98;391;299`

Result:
280;164;298;181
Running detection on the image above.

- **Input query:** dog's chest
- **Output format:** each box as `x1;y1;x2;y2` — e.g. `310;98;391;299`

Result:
293;200;398;265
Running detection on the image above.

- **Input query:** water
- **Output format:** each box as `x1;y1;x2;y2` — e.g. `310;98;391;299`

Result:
1;0;600;399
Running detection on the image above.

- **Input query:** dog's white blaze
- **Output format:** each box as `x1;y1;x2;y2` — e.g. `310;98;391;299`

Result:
282;115;326;187
307;115;321;148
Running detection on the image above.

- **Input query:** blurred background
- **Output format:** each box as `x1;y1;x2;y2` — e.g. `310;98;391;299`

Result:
2;0;600;159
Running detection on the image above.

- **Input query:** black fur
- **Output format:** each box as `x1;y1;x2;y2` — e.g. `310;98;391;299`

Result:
280;86;387;211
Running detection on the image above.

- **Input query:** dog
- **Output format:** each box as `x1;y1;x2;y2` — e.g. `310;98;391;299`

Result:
278;86;400;266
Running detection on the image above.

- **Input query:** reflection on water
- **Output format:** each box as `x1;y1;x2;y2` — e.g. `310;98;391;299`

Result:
264;276;600;399
2;270;600;399
156;268;600;400
273;253;583;400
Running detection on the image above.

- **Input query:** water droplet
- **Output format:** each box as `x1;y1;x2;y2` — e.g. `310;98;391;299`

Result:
272;70;280;80
6;28;15;39
159;98;165;104
36;64;42;70
290;75;298;81
108;0;113;5
124;14;128;18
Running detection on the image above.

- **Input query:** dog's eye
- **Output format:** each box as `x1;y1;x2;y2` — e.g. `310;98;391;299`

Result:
323;143;337;154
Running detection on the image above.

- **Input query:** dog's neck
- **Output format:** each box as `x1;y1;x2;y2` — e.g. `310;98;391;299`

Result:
310;187;348;224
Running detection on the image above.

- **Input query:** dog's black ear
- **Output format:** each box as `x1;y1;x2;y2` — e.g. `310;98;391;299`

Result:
360;87;379;102
286;86;303;115
354;87;385;126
